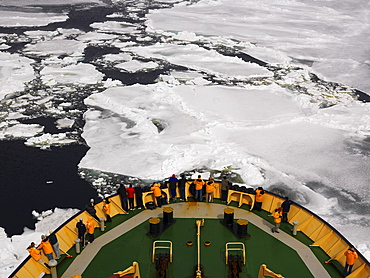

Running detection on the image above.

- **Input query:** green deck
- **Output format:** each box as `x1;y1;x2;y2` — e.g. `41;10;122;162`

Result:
50;200;345;278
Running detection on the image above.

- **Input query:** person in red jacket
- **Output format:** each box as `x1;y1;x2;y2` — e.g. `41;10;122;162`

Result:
126;184;136;210
343;247;358;276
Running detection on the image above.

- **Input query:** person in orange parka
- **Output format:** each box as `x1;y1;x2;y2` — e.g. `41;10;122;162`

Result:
38;235;54;261
253;187;265;212
269;208;282;233
103;199;112;222
151;182;162;208
343;247;358;276
27;242;45;264
86;217;95;243
205;177;216;203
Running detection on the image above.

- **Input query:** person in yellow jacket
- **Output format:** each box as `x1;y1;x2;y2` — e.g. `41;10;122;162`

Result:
194;175;205;202
205;177;216;203
86;217;95;243
103;199;112;222
343;247;358;276
38;235;54;261
253;187;265;212
27;242;45;264
269;208;282;233
151;182;162;207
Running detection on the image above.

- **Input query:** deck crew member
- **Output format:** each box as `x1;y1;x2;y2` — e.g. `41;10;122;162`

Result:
269;208;282;233
343;247;358;276
194;175;205;202
86;217;95;243
151;182;163;207
103;199;112;222
253;187;265;211
38;235;54;261
47;230;60;259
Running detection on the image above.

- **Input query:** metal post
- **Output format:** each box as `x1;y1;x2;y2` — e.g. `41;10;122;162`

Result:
100;217;105;232
48;259;58;278
74;238;81;254
292;221;299;236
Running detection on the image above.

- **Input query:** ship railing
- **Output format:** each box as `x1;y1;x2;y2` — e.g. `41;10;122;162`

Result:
227;188;370;278
9;182;370;278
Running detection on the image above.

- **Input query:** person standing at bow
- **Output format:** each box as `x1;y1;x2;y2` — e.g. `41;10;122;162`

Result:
47;230;60;259
221;176;229;203
38;235;54;261
126;185;136;210
194;175;205;202
269;208;282;233
86;217;95;243
253;187;265;212
168;174;179;202
205;177;216;203
103;199;112;222
151;182;163;207
343;247;358;276
178;174;187;201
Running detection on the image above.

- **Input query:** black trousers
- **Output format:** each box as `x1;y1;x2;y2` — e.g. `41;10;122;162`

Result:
155;196;162;207
87;233;94;243
253;202;262;211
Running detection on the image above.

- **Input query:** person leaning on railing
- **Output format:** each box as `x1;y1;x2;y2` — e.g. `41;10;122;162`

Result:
151;182;163;208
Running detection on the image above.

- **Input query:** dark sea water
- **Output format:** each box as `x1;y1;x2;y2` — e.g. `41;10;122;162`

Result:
0;140;98;236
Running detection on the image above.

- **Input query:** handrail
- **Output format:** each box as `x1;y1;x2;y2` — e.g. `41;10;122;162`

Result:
9;188;370;278
225;242;246;265
152;241;173;263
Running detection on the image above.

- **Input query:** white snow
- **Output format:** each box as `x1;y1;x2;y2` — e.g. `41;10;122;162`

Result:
0;0;370;276
0;208;79;278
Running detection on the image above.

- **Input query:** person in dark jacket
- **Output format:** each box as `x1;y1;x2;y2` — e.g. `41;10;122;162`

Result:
47;230;60;259
168;174;178;202
281;197;293;223
117;184;128;212
221;176;229;203
85;199;100;221
178;174;187;201
134;183;143;209
76;218;87;247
